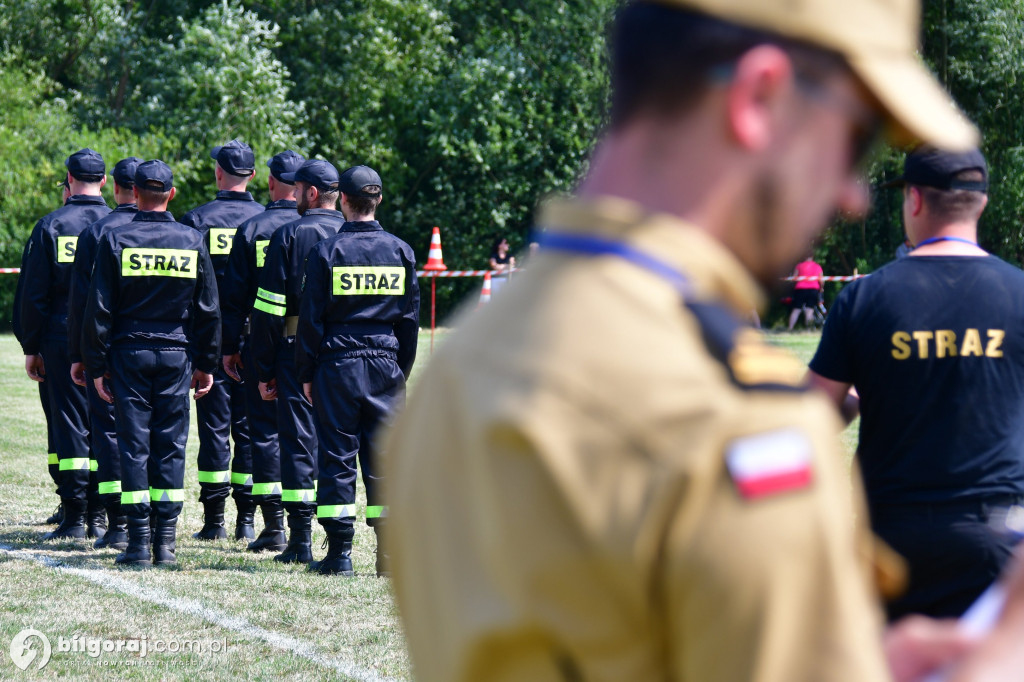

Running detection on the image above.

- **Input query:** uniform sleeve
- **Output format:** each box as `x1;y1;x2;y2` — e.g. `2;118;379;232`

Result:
66;225;99;363
395;248;420;379
81;234;118;376
11;236;34;344
249;231;288;382
663;400;890;682
18;220;54;355
219;226;250;355
295;250;329;384
808;284;855;382
190;243;222;374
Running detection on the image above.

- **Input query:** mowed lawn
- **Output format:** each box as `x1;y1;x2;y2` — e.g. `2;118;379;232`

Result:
0;327;848;680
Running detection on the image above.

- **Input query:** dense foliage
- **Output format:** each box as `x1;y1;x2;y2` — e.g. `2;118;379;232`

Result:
1;0;1021;327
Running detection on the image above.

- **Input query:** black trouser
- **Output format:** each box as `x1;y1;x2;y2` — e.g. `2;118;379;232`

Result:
276;338;317;514
111;347;190;523
313;350;403;531
242;340;281;502
86;371;120;501
40;381;59;488
41;337;93;501
195;367;251;502
872;498;1020;620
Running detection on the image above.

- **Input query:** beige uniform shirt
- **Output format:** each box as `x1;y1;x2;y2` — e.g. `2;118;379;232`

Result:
385;197;891;682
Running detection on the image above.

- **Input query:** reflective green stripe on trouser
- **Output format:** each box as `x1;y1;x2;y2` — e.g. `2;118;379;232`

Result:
317;504;357;520
196;367;248;504
98;481;122;495
276;341;318;511
111;346;191;522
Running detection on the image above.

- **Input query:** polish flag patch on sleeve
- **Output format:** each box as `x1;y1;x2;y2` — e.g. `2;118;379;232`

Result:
725;429;815;500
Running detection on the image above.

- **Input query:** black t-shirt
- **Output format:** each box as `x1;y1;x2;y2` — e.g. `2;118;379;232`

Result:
810;255;1024;506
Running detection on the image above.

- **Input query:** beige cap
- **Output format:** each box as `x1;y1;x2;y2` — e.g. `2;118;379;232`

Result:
648;0;978;150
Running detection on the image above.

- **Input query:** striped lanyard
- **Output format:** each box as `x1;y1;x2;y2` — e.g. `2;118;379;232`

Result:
913;236;978;249
534;231;692;297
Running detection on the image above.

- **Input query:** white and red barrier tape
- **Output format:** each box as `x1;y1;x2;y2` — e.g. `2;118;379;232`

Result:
0;267;866;281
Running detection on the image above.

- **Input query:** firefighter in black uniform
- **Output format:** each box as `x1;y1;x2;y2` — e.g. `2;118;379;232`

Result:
13;180;70;525
250;159;347;563
67;156;143;551
82;160;220;566
297;166;419;576
180;139;265;541
20;148;111;540
221;150;304;553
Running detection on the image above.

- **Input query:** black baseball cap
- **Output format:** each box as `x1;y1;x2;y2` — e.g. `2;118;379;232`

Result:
210;139;256;177
267;150;305;183
281;159;339;191
339;165;383;198
112;157;144;189
65;148;106;182
134;160;174;192
886;146;989;192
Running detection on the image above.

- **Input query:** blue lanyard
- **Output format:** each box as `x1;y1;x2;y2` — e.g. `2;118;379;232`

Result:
534;231;692;296
913;236;978;249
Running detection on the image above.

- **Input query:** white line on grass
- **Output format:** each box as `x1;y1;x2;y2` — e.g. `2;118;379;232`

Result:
0;544;401;682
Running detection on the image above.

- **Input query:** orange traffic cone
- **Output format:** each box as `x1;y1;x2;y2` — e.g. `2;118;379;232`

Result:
423;226;447;271
478;272;492;306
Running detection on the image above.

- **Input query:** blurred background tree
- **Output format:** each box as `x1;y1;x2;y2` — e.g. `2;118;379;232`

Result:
1;0;1021;327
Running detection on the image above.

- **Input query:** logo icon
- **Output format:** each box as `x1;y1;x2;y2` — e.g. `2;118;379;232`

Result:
10;629;51;671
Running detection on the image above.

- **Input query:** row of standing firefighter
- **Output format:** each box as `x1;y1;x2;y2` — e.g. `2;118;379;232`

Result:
13;142;420;572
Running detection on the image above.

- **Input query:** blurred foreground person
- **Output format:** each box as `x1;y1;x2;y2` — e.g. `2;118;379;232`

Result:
381;0;1020;680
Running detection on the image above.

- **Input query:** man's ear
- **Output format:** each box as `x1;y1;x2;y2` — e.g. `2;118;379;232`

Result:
908;186;924;217
726;44;794;152
168;186;177;203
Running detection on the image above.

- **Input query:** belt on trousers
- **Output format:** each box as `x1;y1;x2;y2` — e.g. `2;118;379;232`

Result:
870;495;1024;519
324;322;394;336
113;319;186;335
283;316;298;338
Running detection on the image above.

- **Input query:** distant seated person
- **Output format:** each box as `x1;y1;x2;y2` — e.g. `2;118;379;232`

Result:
788;256;823;330
488;236;516;295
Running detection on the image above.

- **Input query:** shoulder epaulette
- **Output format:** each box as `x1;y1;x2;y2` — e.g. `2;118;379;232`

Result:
686;301;808;392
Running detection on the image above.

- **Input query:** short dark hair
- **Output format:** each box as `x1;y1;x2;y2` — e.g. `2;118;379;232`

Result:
610;4;847;128
346;193;381;217
135;187;172;204
914;170;987;221
314;188;339;208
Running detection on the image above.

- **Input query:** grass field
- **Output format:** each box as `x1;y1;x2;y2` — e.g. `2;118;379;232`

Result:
0;328;851;680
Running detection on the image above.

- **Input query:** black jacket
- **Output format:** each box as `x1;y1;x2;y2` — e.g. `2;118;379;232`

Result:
82;211;220;376
180;190;264;286
220;199;299;355
66;203;139;363
249;208;346;382
296;220;420;383
17;194;111;354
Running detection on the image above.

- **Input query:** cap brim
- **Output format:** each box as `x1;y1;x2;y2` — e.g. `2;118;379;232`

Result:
848;53;979;151
279;171;298;182
210;146;223;160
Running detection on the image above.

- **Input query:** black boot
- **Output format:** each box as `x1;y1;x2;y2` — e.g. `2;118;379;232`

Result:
86;497;107;540
43;498;87;540
94;500;127;550
309;526;354;576
234;494;256;541
152;518;177;566
273;511;313;564
44;503;63;525
192;498;227;540
248;499;286;552
374;524;389;578
115;516;152;566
